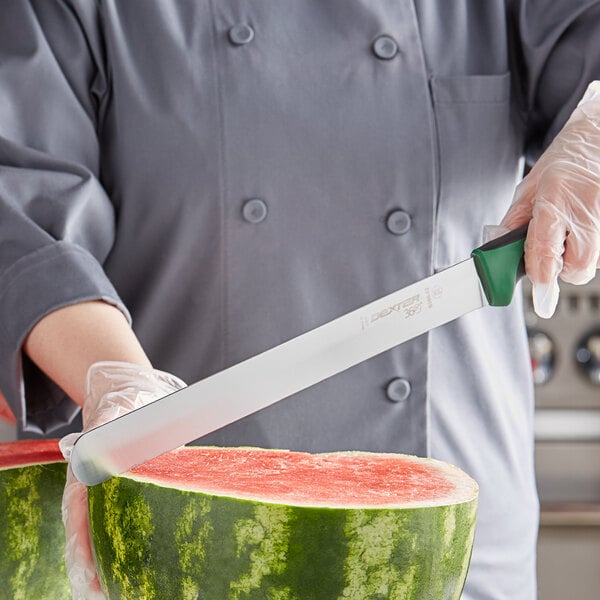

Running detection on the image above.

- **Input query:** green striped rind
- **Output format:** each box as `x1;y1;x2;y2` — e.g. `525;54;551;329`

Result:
89;478;477;600
0;462;69;599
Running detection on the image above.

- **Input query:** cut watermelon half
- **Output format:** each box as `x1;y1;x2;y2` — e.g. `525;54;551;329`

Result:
89;447;478;599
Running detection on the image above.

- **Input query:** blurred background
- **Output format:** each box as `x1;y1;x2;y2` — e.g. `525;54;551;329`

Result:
526;275;600;598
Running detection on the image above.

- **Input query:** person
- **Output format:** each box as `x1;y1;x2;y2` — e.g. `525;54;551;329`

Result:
1;1;599;598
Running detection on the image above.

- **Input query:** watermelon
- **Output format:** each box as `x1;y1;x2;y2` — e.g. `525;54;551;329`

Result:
0;439;69;599
89;447;478;599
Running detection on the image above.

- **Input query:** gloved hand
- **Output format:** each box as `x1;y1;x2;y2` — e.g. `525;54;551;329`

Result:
500;80;600;318
59;361;186;599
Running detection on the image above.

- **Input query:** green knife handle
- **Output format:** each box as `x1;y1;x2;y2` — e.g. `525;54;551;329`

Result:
471;224;528;307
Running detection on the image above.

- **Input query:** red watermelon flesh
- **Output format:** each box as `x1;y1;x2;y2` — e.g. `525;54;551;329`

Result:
127;446;474;508
0;438;64;468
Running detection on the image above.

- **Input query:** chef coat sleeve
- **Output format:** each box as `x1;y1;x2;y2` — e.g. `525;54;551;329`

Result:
0;1;129;434
509;0;600;163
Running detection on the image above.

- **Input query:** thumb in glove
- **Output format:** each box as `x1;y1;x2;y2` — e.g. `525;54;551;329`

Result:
59;361;186;599
501;81;600;318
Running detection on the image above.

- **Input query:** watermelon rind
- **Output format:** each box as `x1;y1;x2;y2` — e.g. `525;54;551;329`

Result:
0;440;69;600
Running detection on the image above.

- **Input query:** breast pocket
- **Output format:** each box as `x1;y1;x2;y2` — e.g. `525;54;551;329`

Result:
431;73;522;270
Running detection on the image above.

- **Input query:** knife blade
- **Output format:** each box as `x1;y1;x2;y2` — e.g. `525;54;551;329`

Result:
71;225;528;485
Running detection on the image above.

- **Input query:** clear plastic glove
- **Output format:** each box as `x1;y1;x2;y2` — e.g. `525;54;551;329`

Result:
59;361;186;600
500;80;600;318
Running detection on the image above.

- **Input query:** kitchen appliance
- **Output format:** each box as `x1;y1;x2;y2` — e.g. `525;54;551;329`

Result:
525;276;600;599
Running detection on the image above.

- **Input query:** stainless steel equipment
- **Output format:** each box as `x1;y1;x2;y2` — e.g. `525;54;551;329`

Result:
525;277;600;599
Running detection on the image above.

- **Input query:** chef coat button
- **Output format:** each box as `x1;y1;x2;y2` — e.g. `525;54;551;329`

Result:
242;198;268;223
372;35;399;60
385;209;412;235
386;378;412;403
229;24;255;45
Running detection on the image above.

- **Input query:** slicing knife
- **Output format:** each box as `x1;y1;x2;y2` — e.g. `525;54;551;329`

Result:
71;225;528;485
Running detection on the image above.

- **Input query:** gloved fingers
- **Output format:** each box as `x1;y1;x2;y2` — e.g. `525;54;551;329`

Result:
499;175;536;231
62;467;106;600
525;195;599;316
84;361;186;430
59;432;81;462
532;161;600;282
86;361;186;405
531;279;561;320
556;163;600;283
499;171;566;318
561;228;600;284
525;195;568;286
525;200;566;318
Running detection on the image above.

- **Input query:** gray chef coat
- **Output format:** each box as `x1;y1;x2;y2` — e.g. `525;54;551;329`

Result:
2;1;600;598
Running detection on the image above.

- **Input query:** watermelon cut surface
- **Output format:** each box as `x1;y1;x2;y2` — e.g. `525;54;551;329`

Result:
0;440;69;600
89;447;478;600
